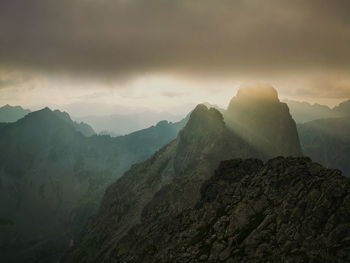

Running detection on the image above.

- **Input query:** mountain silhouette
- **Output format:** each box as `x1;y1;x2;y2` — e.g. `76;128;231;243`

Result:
65;104;261;262
0;104;31;122
298;116;350;176
224;86;303;158
285;99;350;123
0;107;186;263
66;87;306;262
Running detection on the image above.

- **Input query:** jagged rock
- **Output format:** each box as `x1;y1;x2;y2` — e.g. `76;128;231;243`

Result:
224;85;303;158
65;105;259;263
95;157;350;263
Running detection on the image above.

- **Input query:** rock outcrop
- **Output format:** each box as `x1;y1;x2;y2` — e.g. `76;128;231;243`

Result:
66;88;307;262
94;157;350;263
65;105;260;262
224;85;303;158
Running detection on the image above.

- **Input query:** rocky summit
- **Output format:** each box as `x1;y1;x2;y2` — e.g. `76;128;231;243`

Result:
65;101;350;263
224;86;303;159
65;104;260;263
91;157;350;263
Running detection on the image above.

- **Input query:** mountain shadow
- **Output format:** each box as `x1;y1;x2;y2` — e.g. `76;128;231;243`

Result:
224;86;303;159
0;108;186;263
298;116;350;177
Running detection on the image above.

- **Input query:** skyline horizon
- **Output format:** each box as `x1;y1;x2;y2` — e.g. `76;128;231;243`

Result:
1;83;349;117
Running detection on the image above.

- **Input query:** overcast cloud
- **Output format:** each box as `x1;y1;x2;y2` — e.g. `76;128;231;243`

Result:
0;0;349;104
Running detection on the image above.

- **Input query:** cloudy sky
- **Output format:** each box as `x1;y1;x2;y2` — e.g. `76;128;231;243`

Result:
0;0;349;115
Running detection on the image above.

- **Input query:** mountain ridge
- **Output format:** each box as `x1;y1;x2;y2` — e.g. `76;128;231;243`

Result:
105;156;350;263
0;107;187;263
0;104;31;123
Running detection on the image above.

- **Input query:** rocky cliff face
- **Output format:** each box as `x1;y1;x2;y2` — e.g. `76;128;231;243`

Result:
65;105;260;263
95;157;350;263
66;88;307;262
224;86;303;159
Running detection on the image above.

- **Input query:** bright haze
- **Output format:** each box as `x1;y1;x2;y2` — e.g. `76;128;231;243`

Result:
0;0;349;115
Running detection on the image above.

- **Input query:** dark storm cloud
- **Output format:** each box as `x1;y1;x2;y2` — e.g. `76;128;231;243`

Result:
0;0;350;79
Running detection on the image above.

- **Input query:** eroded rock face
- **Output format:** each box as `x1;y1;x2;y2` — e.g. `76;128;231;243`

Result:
65;105;259;263
224;86;303;159
104;157;350;263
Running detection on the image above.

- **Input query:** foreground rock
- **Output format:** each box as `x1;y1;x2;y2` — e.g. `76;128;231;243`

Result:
66;157;350;262
96;157;350;263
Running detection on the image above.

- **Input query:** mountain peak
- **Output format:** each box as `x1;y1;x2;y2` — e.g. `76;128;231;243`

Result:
189;104;223;123
17;107;95;136
225;86;302;158
37;106;52;113
181;104;225;140
236;84;279;102
0;104;31;122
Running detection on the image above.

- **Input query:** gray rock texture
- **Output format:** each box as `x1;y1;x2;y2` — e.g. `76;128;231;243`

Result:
102;157;350;263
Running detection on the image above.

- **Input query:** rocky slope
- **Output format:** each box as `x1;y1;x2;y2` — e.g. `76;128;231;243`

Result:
0;108;186;263
84;157;350;263
224;86;303;159
66;88;306;262
298;116;350;177
65;105;261;263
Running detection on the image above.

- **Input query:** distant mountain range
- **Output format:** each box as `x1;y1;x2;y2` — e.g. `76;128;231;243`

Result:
0;108;186;263
3;98;349;135
0;104;31;122
0;105;95;137
75;112;184;135
1;90;350;263
285;99;350;123
298;116;350;176
70;98;350;135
